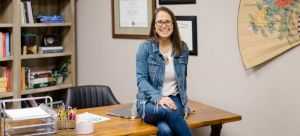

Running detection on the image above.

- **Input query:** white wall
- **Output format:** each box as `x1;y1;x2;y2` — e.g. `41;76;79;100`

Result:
76;0;300;136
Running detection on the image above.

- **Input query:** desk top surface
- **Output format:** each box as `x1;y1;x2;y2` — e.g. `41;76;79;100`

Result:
57;100;241;136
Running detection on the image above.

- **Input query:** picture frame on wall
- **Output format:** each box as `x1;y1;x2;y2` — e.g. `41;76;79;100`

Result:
159;0;196;5
176;16;198;55
111;0;156;39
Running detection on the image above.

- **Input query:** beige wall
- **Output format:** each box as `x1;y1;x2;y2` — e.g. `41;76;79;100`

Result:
76;0;300;136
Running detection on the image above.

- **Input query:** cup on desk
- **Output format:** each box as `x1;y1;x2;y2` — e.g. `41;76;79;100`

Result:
76;120;94;134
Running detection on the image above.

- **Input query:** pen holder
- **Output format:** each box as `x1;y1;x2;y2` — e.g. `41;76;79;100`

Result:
57;120;76;129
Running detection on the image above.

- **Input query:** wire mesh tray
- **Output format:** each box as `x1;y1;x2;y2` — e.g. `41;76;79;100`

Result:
0;96;58;136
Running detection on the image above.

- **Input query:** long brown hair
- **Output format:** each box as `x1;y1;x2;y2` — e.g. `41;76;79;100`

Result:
148;7;184;57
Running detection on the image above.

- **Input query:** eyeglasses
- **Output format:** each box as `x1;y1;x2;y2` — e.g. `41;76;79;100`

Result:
155;20;173;27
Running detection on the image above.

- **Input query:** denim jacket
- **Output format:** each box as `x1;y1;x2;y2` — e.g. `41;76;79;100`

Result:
133;40;190;119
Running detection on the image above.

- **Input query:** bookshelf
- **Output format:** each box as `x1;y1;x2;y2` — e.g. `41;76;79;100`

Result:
0;0;76;108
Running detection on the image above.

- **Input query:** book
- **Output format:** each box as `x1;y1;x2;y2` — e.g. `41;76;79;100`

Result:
30;77;56;84
30;70;53;76
25;67;30;89
25;1;34;23
0;66;9;92
39;49;63;54
5;67;11;92
30;80;56;89
27;94;38;107
23;1;29;23
0;77;7;83
20;1;26;24
0;88;6;93
30;70;53;78
39;46;63;50
39;46;64;54
22;67;26;90
0;32;2;57
2;32;6;57
6;32;10;56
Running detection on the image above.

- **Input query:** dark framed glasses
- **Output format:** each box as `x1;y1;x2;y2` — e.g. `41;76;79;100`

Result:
155;20;173;27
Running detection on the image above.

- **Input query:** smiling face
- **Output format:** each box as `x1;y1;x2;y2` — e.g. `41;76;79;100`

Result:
154;11;173;40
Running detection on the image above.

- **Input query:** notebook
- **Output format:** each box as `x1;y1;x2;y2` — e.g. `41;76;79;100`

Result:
106;104;134;119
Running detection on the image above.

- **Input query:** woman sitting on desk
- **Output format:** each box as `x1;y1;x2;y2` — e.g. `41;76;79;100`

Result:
132;6;192;136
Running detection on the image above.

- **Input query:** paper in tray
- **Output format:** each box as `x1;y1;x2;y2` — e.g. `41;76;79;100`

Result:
4;106;50;121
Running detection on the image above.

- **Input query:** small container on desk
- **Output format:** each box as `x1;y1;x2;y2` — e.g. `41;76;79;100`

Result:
56;104;77;129
57;120;76;129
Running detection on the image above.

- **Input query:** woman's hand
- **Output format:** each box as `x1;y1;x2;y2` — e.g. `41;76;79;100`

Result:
159;97;177;110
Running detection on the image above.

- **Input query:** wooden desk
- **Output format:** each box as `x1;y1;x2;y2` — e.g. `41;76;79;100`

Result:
57;100;241;136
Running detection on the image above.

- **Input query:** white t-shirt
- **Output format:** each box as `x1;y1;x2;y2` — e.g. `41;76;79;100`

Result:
161;49;178;96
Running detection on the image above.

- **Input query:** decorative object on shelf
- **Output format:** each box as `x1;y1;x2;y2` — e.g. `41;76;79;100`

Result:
22;45;37;55
111;0;156;39
238;0;300;69
53;60;70;84
21;32;37;55
39;35;63;54
42;35;59;47
175;16;198;56
21;32;36;46
159;0;196;5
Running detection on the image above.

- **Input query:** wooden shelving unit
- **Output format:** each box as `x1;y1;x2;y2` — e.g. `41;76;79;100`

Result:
20;52;72;59
0;24;13;28
22;83;73;95
22;23;72;27
0;0;76;108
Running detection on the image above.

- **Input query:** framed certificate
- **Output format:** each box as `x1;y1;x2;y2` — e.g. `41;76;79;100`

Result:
176;16;198;55
112;0;156;39
159;0;196;5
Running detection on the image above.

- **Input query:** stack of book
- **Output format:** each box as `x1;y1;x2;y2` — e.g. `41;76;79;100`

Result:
21;1;34;24
22;68;57;90
0;77;7;93
39;46;63;54
0;31;11;57
0;66;11;93
30;70;56;89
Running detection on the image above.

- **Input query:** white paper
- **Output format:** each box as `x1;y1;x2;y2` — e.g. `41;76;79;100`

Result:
77;112;110;123
119;0;148;27
177;21;193;51
5;107;50;121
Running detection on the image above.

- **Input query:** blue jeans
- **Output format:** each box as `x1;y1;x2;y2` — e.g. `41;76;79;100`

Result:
138;95;192;136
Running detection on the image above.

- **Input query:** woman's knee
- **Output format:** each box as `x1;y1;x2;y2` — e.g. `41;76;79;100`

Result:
157;122;173;136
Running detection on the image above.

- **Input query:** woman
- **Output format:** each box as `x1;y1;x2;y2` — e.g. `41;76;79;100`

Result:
133;6;192;136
